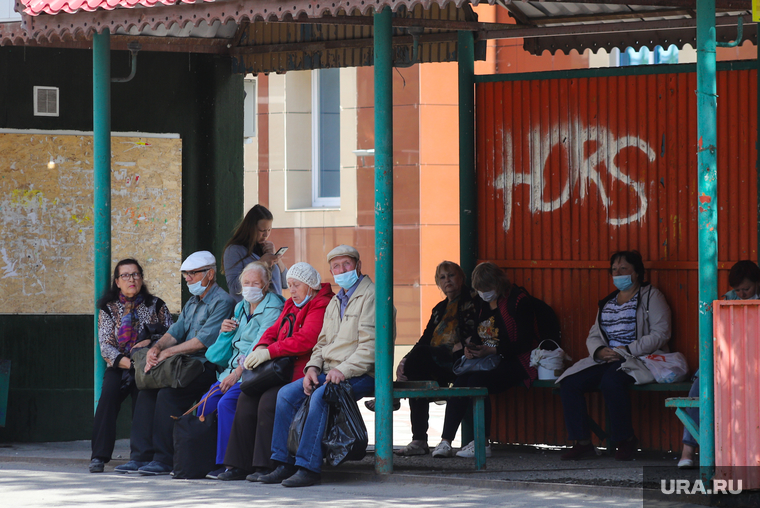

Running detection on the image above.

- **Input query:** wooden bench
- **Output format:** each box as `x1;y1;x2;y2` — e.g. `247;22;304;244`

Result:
531;379;692;450
390;381;489;470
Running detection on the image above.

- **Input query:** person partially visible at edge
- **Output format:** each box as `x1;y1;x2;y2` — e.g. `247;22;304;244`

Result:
430;262;539;459
223;204;287;301
198;261;285;480
256;244;395;488
392;261;479;457
216;262;334;482
558;250;672;462
114;250;236;476
90;258;174;473
677;259;760;469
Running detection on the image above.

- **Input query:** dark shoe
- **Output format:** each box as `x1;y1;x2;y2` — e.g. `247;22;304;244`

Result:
114;460;149;474
281;468;321;488
615;436;639;461
218;467;249;481
561;442;597;460
257;464;297;484
89;458;105;473
364;398;401;412
246;469;272;482
206;466;226;479
138;461;172;476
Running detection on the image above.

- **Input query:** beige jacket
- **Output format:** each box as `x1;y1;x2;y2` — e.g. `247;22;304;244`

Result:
306;275;395;379
556;283;672;384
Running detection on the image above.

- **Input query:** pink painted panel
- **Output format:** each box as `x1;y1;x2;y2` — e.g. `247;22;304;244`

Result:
714;300;760;490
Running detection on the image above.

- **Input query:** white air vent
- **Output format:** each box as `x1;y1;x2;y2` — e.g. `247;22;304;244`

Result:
34;86;59;117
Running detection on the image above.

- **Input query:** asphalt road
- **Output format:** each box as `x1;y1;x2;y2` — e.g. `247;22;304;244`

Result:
0;462;701;508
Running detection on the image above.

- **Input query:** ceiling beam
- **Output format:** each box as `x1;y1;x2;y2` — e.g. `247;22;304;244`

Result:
507;0;751;9
231;31;457;54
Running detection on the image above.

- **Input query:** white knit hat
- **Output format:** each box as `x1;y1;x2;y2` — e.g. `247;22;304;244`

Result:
287;262;321;290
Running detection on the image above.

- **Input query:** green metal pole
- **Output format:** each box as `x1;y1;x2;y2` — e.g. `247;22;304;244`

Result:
458;30;477;282
458;30;477;446
93;29;112;412
373;6;394;475
696;0;717;480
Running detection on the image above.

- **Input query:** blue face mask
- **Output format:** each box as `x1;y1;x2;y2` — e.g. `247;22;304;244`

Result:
294;294;312;308
613;275;634;292
334;269;359;290
187;271;209;296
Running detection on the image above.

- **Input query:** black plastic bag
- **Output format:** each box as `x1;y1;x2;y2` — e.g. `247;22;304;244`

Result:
287;394;310;456
172;387;219;479
321;381;368;466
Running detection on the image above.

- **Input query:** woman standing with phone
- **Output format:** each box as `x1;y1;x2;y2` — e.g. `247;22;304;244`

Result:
223;205;289;301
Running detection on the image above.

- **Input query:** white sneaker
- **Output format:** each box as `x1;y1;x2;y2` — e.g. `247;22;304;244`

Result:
431;441;455;458
456;440;492;458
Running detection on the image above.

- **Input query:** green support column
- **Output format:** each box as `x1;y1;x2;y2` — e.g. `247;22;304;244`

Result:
458;30;477;281
93;29;112;411
373;6;394;475
696;0;717;479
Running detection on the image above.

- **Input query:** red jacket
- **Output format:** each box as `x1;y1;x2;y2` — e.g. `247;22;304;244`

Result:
256;282;334;382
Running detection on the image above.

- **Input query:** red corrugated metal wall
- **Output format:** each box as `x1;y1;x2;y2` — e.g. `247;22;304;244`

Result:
476;68;757;451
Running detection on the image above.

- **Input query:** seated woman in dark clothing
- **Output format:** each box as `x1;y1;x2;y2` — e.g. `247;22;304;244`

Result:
430;262;539;459
393;261;480;456
558;250;672;462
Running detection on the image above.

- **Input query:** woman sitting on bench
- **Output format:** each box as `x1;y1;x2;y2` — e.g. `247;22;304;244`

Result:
394;261;480;457
558;250;672;461
678;259;760;469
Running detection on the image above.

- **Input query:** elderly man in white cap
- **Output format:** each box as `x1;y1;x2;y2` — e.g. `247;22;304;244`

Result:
258;244;394;488
115;251;236;475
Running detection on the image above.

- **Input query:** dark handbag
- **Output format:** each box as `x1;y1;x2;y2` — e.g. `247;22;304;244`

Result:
172;386;220;479
322;381;368;466
452;354;502;376
131;348;204;390
240;313;296;396
287;394;311;456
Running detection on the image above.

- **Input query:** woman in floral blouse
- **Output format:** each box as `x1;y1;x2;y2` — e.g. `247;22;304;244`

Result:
90;258;173;473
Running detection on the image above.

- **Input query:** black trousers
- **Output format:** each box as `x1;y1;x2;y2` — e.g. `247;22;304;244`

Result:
223;384;281;472
91;367;138;462
403;345;456;442
129;362;217;466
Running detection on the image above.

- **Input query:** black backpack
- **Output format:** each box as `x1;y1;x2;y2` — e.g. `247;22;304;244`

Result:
516;286;562;348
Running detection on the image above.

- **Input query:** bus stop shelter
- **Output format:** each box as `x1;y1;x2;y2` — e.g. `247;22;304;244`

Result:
9;0;758;477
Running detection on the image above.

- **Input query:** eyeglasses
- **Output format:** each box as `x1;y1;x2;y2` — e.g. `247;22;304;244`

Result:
181;269;209;277
118;272;142;281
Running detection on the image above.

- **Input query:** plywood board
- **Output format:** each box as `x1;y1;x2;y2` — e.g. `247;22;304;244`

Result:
0;133;182;314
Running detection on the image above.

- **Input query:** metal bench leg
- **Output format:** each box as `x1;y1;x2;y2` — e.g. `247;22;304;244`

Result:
675;408;700;446
473;396;486;470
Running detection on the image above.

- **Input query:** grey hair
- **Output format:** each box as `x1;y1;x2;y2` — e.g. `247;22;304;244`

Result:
238;261;271;294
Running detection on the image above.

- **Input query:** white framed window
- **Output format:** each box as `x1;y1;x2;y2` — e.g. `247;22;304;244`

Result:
310;69;341;208
33;86;59;117
243;78;257;139
0;0;21;22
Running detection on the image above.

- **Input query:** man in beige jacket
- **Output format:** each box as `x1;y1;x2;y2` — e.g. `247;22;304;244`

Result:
258;245;381;488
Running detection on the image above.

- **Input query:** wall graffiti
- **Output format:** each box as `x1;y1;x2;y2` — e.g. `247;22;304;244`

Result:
494;120;656;232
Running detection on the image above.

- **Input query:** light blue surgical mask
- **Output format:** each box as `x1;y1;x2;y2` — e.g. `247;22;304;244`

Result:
187;271;209;296
242;286;264;303
294;294;312;308
478;290;497;302
613;275;634;292
334;269;359;290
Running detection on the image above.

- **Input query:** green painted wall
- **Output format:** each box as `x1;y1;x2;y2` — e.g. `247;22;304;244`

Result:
0;47;243;442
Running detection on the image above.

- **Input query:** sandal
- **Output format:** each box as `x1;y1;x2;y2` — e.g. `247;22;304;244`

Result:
394;442;430;456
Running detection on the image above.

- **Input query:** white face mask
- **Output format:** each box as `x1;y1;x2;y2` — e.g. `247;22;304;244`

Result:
242;286;264;303
478;290;497;302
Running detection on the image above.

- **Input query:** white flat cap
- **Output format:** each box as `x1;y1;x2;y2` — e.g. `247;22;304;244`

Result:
180;251;216;271
327;245;360;263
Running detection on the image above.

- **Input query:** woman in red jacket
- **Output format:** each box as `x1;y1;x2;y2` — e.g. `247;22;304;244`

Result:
215;262;334;481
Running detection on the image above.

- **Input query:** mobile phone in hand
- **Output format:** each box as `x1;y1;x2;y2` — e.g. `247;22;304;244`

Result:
275;247;288;256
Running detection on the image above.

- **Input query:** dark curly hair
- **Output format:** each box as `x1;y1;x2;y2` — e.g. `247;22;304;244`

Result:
728;260;760;288
97;258;155;309
609;250;646;283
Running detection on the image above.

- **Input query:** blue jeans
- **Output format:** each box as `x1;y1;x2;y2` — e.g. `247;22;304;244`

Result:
270;374;375;474
198;381;242;465
682;370;700;447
